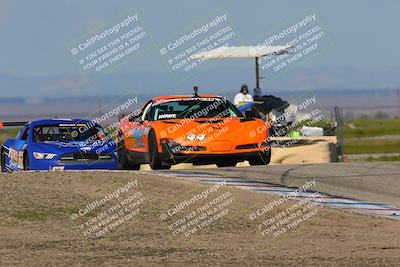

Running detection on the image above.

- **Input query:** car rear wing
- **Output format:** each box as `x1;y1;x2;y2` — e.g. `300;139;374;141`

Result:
0;121;29;129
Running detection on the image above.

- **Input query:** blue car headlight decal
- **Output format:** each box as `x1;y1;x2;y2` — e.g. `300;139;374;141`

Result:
33;152;57;160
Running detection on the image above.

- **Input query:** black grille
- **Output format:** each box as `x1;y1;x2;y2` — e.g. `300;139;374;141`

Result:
59;153;112;163
236;144;259;150
179;146;206;152
76;153;98;160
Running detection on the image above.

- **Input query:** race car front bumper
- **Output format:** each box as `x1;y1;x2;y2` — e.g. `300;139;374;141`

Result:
160;142;269;164
31;155;118;171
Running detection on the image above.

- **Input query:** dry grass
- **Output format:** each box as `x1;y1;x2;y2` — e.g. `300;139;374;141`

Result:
0;171;399;266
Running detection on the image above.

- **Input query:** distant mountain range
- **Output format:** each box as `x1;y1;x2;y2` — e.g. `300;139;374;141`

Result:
1;66;399;98
0;66;399;120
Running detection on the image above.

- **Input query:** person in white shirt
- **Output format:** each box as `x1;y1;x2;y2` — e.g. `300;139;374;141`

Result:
234;84;254;106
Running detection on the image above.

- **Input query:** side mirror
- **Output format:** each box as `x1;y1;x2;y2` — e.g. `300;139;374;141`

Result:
129;115;143;123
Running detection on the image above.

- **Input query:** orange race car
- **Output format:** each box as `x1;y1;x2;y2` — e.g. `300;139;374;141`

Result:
117;88;271;170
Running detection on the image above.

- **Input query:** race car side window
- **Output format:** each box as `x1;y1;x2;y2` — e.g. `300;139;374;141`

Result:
20;127;29;140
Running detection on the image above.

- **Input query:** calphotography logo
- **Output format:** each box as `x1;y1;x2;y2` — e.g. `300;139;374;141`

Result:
2;1;400;266
69;9;153;81
157;180;235;237
254;8;333;85
158;8;242;82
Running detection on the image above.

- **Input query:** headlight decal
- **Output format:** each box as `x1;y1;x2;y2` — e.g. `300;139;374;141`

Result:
33;152;57;160
186;134;206;141
186;134;196;141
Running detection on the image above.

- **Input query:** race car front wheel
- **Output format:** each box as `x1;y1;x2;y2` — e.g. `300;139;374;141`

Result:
23;151;29;171
148;131;171;170
1;148;5;172
117;137;140;170
249;149;271;166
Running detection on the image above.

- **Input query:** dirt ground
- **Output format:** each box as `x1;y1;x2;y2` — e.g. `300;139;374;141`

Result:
0;171;399;266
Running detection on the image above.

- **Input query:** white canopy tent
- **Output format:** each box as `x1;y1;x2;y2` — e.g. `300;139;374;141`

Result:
190;45;292;89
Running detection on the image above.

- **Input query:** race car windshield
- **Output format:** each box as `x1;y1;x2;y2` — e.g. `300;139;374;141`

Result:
147;99;243;121
33;124;108;143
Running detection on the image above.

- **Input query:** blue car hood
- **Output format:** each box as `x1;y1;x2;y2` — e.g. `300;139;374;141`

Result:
29;140;116;155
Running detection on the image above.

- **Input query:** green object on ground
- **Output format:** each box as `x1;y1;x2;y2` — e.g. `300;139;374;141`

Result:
288;131;301;138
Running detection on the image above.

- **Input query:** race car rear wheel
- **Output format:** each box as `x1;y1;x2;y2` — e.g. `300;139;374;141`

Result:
23;151;30;171
148;131;171;170
216;160;237;168
1;148;6;172
248;149;271;166
117;137;140;170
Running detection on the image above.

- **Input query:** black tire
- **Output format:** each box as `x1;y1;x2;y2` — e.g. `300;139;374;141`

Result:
249;149;271;166
117;136;140;170
23;151;30;171
216;160;237;168
1;148;6;172
148;131;170;170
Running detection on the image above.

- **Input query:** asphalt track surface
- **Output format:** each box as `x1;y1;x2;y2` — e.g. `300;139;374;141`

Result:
159;162;400;208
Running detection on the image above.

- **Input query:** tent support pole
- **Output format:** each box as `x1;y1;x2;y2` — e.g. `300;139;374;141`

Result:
255;57;260;89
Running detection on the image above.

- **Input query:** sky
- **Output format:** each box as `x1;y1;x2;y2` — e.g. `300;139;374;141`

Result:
0;0;399;96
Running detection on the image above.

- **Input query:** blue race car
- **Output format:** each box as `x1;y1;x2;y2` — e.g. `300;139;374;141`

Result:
0;119;118;172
